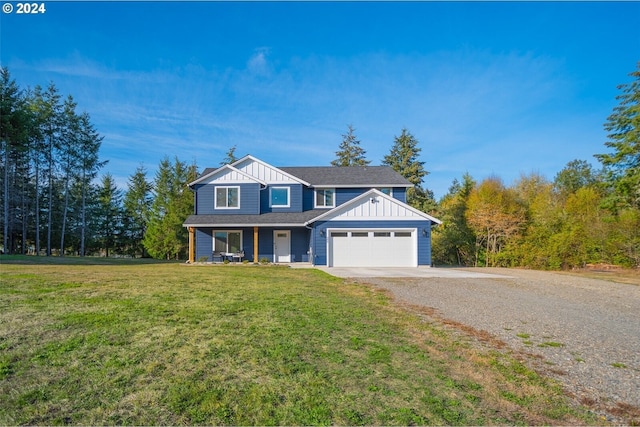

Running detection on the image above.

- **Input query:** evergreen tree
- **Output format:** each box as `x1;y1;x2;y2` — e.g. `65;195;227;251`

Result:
96;173;123;257
221;145;238;165
123;165;152;257
76;112;105;256
32;83;63;256
58;95;80;256
595;61;640;210
143;157;196;260
0;68;105;257
382;128;432;210
1;67;31;254
331;124;370;167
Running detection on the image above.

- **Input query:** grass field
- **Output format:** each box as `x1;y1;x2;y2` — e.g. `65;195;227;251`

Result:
0;256;597;425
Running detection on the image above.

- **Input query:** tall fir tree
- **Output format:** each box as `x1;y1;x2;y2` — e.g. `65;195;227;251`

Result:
382;128;434;211
331;124;370;167
595;61;640;210
96;173;123;257
1;67;31;254
123;165;152;257
221;145;238;165
76;112;105;256
58;95;80;256
143;157;196;260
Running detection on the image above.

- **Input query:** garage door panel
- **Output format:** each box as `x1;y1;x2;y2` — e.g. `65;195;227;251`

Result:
329;229;416;267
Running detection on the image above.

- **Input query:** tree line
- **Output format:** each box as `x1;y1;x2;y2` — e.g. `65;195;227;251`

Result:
329;62;639;269
2;62;638;267
0;68;197;259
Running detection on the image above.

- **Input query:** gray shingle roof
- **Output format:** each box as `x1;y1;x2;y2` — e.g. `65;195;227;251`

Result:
279;166;412;187
184;210;327;227
193;165;412;188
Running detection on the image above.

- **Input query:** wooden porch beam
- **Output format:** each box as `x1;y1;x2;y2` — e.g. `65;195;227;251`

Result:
253;226;259;263
188;227;195;263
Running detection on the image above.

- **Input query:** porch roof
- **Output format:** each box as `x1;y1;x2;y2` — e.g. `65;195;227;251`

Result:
183;210;327;228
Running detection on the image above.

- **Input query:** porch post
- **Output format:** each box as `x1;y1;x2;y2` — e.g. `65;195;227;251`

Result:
253;226;259;263
188;227;195;263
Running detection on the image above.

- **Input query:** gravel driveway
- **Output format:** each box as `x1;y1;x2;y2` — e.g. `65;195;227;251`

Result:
335;267;640;423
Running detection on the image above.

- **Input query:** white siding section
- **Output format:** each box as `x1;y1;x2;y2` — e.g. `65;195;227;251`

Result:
328;194;422;221
200;168;257;184
235;158;300;184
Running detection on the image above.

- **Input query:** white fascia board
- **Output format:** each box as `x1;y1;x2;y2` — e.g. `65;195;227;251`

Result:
313;184;413;189
305;189;442;225
232;154;311;187
188;164;266;187
184;222;306;228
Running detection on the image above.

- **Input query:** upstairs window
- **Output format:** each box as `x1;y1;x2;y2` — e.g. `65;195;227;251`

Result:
378;187;393;196
215;186;239;209
270;187;290;207
315;188;335;208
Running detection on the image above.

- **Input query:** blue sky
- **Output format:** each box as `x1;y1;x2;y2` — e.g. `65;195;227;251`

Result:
2;1;639;198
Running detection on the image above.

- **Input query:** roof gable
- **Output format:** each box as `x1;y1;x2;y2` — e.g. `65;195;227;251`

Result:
306;189;442;224
188;164;266;187
232;155;310;186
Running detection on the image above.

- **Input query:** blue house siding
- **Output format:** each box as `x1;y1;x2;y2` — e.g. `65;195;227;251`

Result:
335;188;367;206
195;227;256;261
260;184;303;213
195;226;310;263
257;227;310;262
311;219;433;266
335;187;407;206
302;187;408;210
195;183;260;215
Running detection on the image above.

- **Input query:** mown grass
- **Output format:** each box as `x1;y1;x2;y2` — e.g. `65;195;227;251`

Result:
0;257;597;425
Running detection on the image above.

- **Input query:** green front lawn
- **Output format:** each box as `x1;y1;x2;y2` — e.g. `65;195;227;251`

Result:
0;258;595;425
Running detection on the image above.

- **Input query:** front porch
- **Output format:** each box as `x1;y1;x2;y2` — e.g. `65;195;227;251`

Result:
187;226;312;264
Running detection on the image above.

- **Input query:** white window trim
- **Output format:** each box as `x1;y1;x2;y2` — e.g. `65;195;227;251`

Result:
215;186;240;209
212;230;243;253
314;188;336;208
377;187;394;197
270;186;290;208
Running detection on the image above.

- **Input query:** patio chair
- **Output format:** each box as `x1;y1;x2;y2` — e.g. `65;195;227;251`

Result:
232;250;245;262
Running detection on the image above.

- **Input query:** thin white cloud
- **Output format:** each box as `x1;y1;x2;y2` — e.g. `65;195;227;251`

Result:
247;47;272;76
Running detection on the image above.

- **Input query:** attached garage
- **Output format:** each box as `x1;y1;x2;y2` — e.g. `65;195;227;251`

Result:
327;228;417;267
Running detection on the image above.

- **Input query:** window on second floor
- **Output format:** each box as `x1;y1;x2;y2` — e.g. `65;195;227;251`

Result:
378;187;393;196
270;187;290;207
215;186;239;209
315;188;335;208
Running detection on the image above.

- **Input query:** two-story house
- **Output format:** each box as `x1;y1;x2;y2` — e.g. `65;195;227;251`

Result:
183;155;441;267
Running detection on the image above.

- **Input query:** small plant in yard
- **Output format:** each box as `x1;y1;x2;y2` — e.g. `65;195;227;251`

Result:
611;362;627;368
0;258;598;426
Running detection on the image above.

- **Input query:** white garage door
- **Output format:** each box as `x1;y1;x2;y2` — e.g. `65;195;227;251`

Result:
328;229;417;267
